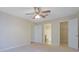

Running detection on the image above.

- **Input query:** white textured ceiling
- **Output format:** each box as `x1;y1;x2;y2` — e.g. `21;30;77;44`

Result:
0;7;79;22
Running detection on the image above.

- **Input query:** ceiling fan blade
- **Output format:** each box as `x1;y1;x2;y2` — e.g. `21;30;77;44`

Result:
42;10;51;13
40;13;48;18
26;12;34;15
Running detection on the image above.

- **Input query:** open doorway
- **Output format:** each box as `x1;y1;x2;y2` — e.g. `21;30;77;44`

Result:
60;22;68;47
43;23;52;45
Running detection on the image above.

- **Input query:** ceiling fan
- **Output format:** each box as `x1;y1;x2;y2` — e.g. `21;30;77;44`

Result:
26;7;51;19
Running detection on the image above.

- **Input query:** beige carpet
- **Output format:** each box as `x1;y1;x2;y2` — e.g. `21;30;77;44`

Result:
2;43;79;52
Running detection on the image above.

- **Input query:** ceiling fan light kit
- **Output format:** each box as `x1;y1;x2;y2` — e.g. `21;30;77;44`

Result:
35;15;41;19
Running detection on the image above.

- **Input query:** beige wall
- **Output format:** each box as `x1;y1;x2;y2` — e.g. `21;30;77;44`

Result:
32;24;43;43
0;11;33;51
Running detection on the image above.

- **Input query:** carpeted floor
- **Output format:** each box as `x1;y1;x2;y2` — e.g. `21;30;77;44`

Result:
2;43;79;52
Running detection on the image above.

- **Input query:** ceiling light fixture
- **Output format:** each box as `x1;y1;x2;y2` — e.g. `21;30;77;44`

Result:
35;15;40;19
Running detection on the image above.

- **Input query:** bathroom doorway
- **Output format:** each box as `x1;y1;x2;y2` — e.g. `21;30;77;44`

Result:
43;23;52;45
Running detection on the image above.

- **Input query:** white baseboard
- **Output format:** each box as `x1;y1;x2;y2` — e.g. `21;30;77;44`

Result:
0;43;29;52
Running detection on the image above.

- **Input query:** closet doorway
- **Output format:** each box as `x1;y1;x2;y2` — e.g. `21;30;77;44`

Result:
60;22;68;47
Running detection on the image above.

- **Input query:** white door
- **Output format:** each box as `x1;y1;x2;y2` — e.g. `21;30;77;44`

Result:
68;18;78;49
33;24;43;43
